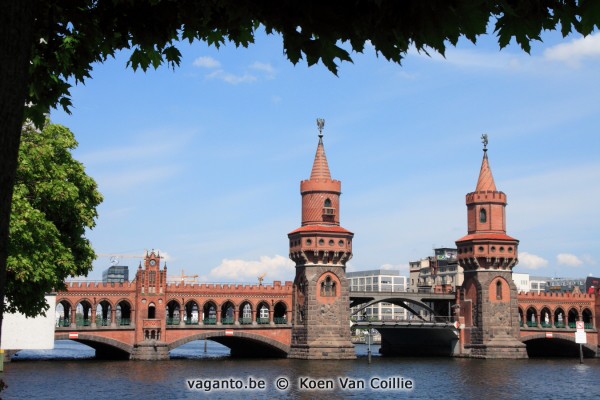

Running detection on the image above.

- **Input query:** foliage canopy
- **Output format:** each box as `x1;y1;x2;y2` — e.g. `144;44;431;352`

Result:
7;122;102;316
25;1;600;127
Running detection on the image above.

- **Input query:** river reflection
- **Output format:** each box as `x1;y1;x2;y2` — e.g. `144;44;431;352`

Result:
3;341;599;399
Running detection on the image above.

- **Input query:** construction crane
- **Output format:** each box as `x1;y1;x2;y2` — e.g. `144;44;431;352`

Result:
167;269;199;284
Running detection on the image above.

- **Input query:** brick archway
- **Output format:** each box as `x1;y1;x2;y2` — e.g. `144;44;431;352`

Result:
521;333;597;355
167;331;290;356
55;333;134;358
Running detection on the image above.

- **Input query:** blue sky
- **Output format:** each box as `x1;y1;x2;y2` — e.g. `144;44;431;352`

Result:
50;27;600;283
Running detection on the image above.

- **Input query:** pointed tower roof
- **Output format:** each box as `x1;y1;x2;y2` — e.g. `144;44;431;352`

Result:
475;142;497;192
309;135;332;180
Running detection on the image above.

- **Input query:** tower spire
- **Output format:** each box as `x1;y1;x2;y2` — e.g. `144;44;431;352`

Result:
475;134;497;192
309;118;332;180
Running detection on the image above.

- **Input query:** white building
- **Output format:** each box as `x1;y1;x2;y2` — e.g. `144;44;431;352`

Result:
2;295;56;350
347;269;408;321
512;272;530;293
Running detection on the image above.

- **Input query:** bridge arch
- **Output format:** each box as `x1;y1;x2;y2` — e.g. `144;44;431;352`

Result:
351;297;438;320
55;334;133;360
168;331;289;358
521;333;597;357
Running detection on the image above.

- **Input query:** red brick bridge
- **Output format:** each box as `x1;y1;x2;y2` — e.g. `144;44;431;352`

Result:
55;251;293;359
55;253;599;359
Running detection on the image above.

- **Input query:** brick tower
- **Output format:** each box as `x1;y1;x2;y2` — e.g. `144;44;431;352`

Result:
455;135;527;359
288;119;355;359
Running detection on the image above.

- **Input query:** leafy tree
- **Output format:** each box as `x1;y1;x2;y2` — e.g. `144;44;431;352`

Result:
1;0;600;344
7;121;102;316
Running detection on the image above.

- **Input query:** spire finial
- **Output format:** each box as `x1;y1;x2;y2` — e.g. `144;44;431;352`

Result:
316;118;325;140
481;133;488;152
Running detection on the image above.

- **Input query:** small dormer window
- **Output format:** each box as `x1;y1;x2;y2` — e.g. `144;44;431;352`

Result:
480;208;487;223
323;198;335;217
321;275;336;297
496;280;502;300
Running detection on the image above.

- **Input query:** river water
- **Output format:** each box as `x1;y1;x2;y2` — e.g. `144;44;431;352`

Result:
2;341;599;399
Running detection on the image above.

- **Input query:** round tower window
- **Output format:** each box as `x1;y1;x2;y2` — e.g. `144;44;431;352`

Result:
329;240;334;246
306;239;312;245
338;240;344;246
508;247;513;253
478;246;484;252
491;246;496;252
318;239;324;245
500;247;505;252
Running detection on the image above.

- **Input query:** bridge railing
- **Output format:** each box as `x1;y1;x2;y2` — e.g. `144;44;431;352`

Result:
352;315;456;324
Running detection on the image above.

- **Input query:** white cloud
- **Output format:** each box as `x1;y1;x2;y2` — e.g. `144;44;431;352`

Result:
208;255;294;282
206;69;257;84
193;56;221;69
249;61;276;78
556;253;583;267
518;252;548;270
544;33;600;67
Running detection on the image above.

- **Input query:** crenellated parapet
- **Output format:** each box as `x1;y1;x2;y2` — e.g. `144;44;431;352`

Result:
164;281;293;292
466;190;507;205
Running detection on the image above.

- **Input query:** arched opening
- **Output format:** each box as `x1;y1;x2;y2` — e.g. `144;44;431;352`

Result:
166;300;181;325
203;301;217;325
524;336;597;358
257;302;270;324
526;307;538;327
239;302;252;325
56;300;72;327
496;280;502;300
148;303;156;319
518;307;524;327
221;301;235;325
479;208;487;223
567;308;579;328
324;198;332;208
540;307;552;328
76;300;93;327
274;302;287;324
554;307;565;328
582;308;593;329
116;300;132;326
320;275;336;297
184;301;199;325
96;300;112;326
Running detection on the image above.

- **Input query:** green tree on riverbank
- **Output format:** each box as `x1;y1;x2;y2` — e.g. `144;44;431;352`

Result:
7;122;102;316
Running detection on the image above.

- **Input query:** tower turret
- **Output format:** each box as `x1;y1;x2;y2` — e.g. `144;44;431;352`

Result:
288;119;355;360
455;135;526;359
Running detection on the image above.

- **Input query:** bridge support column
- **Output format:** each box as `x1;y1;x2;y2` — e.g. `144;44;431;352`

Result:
289;265;355;360
130;341;169;361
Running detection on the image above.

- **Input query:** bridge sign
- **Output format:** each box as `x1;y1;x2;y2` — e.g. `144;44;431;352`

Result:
575;330;587;344
225;329;234;336
69;332;78;339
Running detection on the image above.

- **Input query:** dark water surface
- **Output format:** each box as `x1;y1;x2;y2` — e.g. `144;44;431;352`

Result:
2;341;599;399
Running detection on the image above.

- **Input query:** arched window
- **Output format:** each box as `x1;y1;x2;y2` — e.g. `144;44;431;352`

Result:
496;280;502;300
320;275;336;297
324;198;332;207
148;303;156;319
480;208;487;223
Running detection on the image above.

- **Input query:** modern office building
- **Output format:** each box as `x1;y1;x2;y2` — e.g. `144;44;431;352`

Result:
347;269;408;320
102;265;129;283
